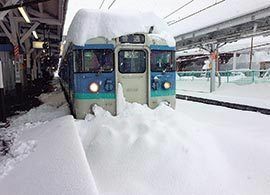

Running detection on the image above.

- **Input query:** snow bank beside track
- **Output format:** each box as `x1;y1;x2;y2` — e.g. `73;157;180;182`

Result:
77;102;237;195
0;116;98;195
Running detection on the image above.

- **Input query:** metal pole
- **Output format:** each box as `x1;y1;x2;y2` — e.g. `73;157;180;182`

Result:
0;60;6;123
249;36;254;69
216;47;222;87
233;52;237;70
210;45;216;92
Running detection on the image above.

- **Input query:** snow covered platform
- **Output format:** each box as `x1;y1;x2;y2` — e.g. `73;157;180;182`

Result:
0;79;97;195
176;82;270;110
0;116;98;195
176;94;270;115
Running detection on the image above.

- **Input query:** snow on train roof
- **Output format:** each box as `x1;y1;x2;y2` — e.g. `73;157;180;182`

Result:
66;9;175;47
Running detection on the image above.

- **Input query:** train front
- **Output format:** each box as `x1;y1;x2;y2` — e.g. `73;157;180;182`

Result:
72;42;116;118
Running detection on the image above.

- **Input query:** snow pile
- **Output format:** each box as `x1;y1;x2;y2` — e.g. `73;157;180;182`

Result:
67;9;175;47
116;83;128;115
0;79;70;180
0;140;36;178
12;86;69;126
0;116;98;195
77;101;238;195
0;78;98;194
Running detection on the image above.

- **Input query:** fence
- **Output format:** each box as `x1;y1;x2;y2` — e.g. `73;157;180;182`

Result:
176;69;270;93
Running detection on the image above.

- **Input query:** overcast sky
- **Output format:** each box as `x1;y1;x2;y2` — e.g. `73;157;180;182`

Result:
64;0;270;36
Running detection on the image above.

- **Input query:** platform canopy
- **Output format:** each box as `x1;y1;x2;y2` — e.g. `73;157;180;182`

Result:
0;0;68;57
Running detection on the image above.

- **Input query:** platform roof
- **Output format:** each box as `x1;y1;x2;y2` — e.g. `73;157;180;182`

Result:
0;0;68;56
174;6;270;50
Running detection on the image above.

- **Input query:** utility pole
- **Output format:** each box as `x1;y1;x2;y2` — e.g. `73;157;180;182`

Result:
210;44;217;92
249;36;254;69
233;52;237;70
0;59;6;123
249;23;257;70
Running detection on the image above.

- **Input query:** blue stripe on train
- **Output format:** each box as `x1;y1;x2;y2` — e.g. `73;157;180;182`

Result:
73;72;116;99
150;45;176;51
73;44;115;50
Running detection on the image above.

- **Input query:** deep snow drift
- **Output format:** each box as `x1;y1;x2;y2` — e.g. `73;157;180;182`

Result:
1;79;270;195
0;81;69;178
66;9;175;47
77;99;270;195
0;116;98;195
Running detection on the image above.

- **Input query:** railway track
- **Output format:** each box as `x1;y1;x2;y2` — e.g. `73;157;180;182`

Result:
176;94;270;115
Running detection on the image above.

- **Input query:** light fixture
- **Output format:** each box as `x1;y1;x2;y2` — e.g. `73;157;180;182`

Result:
89;82;99;93
163;82;171;90
33;41;44;49
18;7;31;23
32;31;38;39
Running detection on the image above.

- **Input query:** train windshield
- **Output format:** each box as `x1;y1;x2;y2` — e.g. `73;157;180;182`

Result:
75;49;114;73
118;50;147;73
151;51;175;72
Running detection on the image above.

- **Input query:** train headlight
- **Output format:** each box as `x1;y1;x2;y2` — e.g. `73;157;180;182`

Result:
89;82;99;93
163;82;171;90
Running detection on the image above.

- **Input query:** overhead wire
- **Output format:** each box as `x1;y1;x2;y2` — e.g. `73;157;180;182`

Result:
108;0;116;9
163;0;195;19
168;0;225;26
99;0;106;9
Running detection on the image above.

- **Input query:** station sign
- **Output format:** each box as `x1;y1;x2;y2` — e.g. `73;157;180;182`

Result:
119;34;145;44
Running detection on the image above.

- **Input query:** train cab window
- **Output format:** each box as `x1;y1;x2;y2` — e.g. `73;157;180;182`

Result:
151;51;175;72
83;49;113;72
118;50;146;73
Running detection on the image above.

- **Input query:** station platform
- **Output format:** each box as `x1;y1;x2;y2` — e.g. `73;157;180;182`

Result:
2;78;53;118
0;115;98;195
176;81;270;112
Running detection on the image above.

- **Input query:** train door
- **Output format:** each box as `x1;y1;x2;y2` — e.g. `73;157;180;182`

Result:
115;46;149;106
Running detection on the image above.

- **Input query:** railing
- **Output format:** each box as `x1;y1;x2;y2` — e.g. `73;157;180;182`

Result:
176;69;270;93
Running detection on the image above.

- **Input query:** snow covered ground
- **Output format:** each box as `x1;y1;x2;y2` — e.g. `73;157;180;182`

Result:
176;80;270;109
77;99;270;195
0;80;98;195
0;79;270;195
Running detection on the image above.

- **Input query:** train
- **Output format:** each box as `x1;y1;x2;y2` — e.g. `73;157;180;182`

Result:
59;28;176;119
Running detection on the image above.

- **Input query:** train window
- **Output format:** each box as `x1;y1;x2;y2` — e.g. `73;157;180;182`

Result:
118;50;146;73
75;50;83;72
151;51;175;72
83;49;114;73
